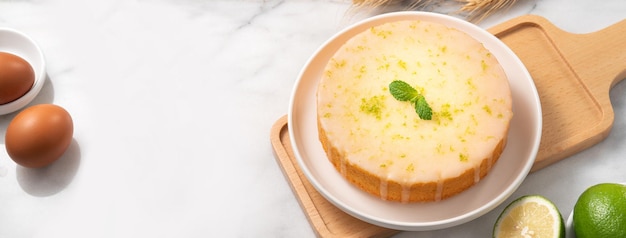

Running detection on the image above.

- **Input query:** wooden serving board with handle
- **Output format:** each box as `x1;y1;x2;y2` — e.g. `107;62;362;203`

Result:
270;15;626;237
489;15;626;171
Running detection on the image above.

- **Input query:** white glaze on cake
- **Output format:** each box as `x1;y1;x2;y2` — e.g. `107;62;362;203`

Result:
317;20;513;202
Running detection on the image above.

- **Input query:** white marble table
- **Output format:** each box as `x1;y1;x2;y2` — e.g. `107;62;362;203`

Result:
0;0;624;237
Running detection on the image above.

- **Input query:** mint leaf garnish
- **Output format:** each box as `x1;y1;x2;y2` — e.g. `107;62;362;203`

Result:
415;95;432;120
389;80;432;120
389;80;418;101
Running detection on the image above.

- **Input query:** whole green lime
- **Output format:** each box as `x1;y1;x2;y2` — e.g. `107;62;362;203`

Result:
573;183;626;238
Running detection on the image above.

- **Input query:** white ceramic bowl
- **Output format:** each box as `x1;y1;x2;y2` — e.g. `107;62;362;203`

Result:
566;211;575;238
0;27;46;115
288;12;542;231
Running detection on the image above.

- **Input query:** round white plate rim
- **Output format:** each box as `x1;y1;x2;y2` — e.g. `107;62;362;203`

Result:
0;27;46;115
566;210;574;238
288;11;542;231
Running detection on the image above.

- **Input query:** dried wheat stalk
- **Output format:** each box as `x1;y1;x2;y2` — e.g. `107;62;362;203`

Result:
351;0;518;22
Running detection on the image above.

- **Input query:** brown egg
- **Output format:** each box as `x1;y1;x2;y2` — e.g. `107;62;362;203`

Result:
5;104;74;168
0;52;35;105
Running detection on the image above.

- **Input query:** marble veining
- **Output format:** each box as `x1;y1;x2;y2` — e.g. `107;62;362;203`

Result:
0;0;624;237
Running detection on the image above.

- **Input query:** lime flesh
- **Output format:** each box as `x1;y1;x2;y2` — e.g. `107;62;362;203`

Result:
493;195;565;238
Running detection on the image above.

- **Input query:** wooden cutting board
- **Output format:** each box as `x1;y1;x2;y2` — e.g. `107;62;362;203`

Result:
270;15;626;237
489;15;626;171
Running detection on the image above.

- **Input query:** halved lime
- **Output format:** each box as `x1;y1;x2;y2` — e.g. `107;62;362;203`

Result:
493;195;565;238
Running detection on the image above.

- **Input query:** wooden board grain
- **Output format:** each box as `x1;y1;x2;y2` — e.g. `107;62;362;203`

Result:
271;15;626;237
488;15;626;171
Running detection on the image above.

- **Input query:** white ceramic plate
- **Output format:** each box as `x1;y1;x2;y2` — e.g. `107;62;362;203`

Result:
566;211;575;238
288;12;542;231
0;27;46;115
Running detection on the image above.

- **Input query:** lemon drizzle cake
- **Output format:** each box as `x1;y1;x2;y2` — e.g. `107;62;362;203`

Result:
316;20;513;203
